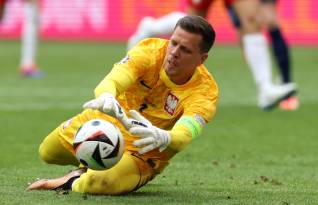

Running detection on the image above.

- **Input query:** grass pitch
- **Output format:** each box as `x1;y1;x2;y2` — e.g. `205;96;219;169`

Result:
0;40;317;205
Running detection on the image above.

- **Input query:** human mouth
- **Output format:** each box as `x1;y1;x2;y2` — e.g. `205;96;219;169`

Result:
168;59;177;68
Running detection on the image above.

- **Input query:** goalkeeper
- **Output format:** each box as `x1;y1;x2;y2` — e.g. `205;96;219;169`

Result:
27;15;219;195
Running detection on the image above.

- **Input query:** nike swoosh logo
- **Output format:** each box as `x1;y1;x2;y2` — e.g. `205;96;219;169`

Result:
140;80;151;89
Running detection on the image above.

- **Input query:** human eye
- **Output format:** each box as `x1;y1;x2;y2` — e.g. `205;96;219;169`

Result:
170;40;177;47
181;46;192;54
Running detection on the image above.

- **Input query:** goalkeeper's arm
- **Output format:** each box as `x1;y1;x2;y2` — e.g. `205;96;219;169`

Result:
94;63;137;98
83;63;137;128
129;110;205;154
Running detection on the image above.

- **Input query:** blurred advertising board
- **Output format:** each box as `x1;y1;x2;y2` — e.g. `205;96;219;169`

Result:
0;0;317;45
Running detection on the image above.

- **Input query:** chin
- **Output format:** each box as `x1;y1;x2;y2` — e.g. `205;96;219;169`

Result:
165;67;176;74
168;63;178;70
167;69;179;78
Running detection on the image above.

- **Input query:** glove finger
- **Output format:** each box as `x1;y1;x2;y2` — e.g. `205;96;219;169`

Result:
159;144;168;152
139;144;157;154
83;100;99;109
129;110;151;125
133;137;155;147
102;101;113;113
118;115;132;130
129;127;153;137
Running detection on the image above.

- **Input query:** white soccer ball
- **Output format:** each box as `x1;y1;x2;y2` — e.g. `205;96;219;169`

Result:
73;119;125;170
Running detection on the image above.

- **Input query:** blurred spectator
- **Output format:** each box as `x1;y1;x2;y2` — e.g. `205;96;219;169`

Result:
127;0;297;111
260;0;299;110
0;0;6;21
20;0;43;77
0;0;43;77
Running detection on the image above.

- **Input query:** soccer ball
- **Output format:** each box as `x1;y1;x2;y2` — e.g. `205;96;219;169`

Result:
73;119;125;170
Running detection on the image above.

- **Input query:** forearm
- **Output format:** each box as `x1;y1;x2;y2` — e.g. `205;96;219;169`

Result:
168;124;192;152
168;116;204;152
94;80;117;97
94;67;136;98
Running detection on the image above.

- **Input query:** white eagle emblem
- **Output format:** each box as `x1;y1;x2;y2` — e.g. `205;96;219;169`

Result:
164;92;179;115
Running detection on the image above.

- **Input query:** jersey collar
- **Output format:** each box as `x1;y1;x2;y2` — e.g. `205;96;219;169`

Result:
159;66;200;89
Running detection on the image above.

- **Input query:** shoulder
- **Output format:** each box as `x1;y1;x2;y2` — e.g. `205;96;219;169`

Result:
196;65;219;97
129;38;168;54
139;38;169;49
127;38;169;67
182;65;219;123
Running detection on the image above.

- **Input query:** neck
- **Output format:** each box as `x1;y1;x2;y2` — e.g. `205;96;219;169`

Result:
167;70;195;85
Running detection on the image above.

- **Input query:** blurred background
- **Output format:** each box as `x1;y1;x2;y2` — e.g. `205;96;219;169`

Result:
1;0;317;44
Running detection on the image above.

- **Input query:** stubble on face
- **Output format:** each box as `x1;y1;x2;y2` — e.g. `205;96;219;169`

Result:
163;27;204;85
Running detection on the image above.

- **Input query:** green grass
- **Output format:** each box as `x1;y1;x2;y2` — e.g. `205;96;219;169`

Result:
0;40;318;205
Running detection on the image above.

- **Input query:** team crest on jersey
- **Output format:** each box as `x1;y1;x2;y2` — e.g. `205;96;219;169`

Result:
117;55;130;65
164;91;179;115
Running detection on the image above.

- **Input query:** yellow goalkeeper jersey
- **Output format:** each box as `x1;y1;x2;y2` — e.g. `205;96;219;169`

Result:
94;38;219;161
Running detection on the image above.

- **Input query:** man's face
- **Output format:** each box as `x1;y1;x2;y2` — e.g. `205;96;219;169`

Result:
163;26;208;84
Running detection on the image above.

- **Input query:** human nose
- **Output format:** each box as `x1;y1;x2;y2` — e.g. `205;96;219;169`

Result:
170;46;180;58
